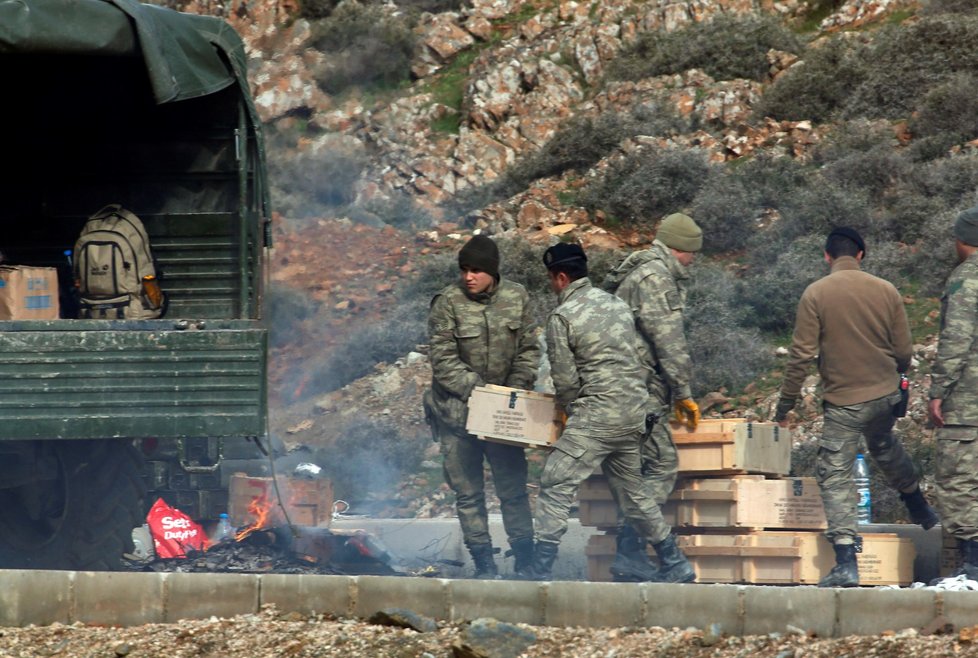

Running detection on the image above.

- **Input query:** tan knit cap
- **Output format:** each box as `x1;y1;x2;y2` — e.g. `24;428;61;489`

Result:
656;213;703;252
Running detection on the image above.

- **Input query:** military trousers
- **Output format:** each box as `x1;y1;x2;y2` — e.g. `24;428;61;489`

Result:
535;426;672;545
936;425;978;542
615;411;678;528
433;417;533;549
819;391;919;544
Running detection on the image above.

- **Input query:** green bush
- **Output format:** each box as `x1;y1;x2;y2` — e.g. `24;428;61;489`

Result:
579;148;711;225
298;0;342;20
735;234;827;333
605;13;802;83
685;264;774;396
450;102;691;216
907;209;964;296
266;284;318;349
843;16;978;120
754;36;868;122
266;135;368;218
309;1;416;95
920;0;978;15
909;73;978;157
812;120;910;205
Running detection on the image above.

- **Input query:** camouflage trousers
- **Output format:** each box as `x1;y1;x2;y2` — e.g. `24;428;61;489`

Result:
820;391;919;544
935;425;978;542
535;426;672;545
433;417;533;549
616;413;678;527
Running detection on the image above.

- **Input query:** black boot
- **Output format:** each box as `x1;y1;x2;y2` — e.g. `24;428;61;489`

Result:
956;539;978;580
650;535;696;583
819;542;859;588
508;537;534;576
900;487;939;530
469;543;498;579
610;525;660;582
519;541;559;581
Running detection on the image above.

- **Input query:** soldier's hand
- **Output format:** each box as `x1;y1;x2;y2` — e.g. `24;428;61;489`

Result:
773;396;796;426
929;399;945;428
673;398;700;430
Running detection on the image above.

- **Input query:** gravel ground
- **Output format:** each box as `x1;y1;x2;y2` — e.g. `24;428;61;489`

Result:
2;605;978;658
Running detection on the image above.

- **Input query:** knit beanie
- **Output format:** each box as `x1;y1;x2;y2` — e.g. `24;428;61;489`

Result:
955;207;978;247
458;235;500;277
656;213;703;252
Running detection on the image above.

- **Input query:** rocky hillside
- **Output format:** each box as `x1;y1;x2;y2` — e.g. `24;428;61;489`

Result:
161;0;968;516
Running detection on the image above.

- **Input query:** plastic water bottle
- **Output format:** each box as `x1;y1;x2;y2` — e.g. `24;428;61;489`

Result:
212;513;234;543
854;453;871;524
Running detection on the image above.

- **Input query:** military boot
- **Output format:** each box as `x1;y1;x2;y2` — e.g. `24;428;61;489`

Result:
610;525;660;582
469;543;498;579
818;542;859;588
650;534;696;583
956;539;978;581
899;487;939;530
508;537;535;577
519;541;559;581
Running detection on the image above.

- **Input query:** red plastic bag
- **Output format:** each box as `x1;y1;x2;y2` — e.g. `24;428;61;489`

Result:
146;497;206;558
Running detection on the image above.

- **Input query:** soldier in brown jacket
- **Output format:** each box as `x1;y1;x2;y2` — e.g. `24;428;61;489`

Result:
774;227;938;588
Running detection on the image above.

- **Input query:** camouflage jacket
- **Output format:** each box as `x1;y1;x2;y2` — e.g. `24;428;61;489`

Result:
547;277;648;436
605;239;693;404
426;278;540;431
930;251;978;426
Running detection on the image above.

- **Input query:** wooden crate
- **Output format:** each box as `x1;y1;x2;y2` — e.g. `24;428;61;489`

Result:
578;474;826;531
466;384;562;449
586;531;914;586
229;474;334;528
672;418;790;477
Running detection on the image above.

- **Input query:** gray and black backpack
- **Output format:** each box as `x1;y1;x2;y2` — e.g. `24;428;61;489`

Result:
73;204;165;319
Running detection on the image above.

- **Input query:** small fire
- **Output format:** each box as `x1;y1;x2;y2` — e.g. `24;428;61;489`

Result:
235;491;274;542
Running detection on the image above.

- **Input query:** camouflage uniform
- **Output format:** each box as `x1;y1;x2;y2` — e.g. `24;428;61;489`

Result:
535;277;672;545
605;239;692;506
932;252;978;542
425;278;539;550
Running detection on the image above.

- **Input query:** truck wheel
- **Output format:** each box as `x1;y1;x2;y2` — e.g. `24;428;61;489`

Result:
0;440;146;571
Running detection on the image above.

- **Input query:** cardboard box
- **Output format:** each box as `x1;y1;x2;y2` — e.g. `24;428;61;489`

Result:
585;531;914;586
578;475;827;531
0;265;59;320
228;474;334;528
466;384;562;449
672;418;790;477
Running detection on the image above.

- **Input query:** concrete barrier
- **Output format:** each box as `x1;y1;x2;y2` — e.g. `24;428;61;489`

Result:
1;569;977;636
0;518;961;635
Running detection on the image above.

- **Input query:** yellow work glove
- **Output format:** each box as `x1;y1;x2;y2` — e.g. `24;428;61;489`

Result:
673;398;701;430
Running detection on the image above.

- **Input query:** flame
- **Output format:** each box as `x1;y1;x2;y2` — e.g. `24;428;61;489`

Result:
235;491;274;542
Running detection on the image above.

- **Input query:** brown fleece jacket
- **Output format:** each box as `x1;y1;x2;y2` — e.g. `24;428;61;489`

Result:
780;256;912;406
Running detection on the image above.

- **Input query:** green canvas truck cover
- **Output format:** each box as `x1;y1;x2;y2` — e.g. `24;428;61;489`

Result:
0;0;269;215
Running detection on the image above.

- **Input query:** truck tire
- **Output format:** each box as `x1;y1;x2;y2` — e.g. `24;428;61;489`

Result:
0;440;146;571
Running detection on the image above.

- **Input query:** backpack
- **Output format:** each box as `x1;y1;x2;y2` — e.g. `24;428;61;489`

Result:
73;204;165;319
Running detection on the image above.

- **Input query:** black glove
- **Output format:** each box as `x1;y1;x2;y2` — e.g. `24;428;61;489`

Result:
773;396;796;423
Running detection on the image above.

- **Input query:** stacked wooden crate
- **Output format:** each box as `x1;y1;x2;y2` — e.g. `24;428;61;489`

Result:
580;418;915;586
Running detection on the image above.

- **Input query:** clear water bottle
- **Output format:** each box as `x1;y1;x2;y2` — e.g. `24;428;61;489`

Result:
854;453;871;524
212;513;235;544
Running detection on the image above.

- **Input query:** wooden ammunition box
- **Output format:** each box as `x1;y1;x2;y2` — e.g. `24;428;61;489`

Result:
585;531;914;586
466;384;562;449
229;474;334;528
578;474;827;531
941;529;961;578
672;418;790;477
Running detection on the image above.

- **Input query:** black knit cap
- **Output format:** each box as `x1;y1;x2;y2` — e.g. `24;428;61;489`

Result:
458;235;500;277
543;243;587;270
826;226;866;258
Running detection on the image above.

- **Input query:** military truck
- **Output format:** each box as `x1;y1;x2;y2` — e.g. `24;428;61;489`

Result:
0;0;272;569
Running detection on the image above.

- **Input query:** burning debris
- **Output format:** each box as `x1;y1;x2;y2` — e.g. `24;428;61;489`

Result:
130;491;443;577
